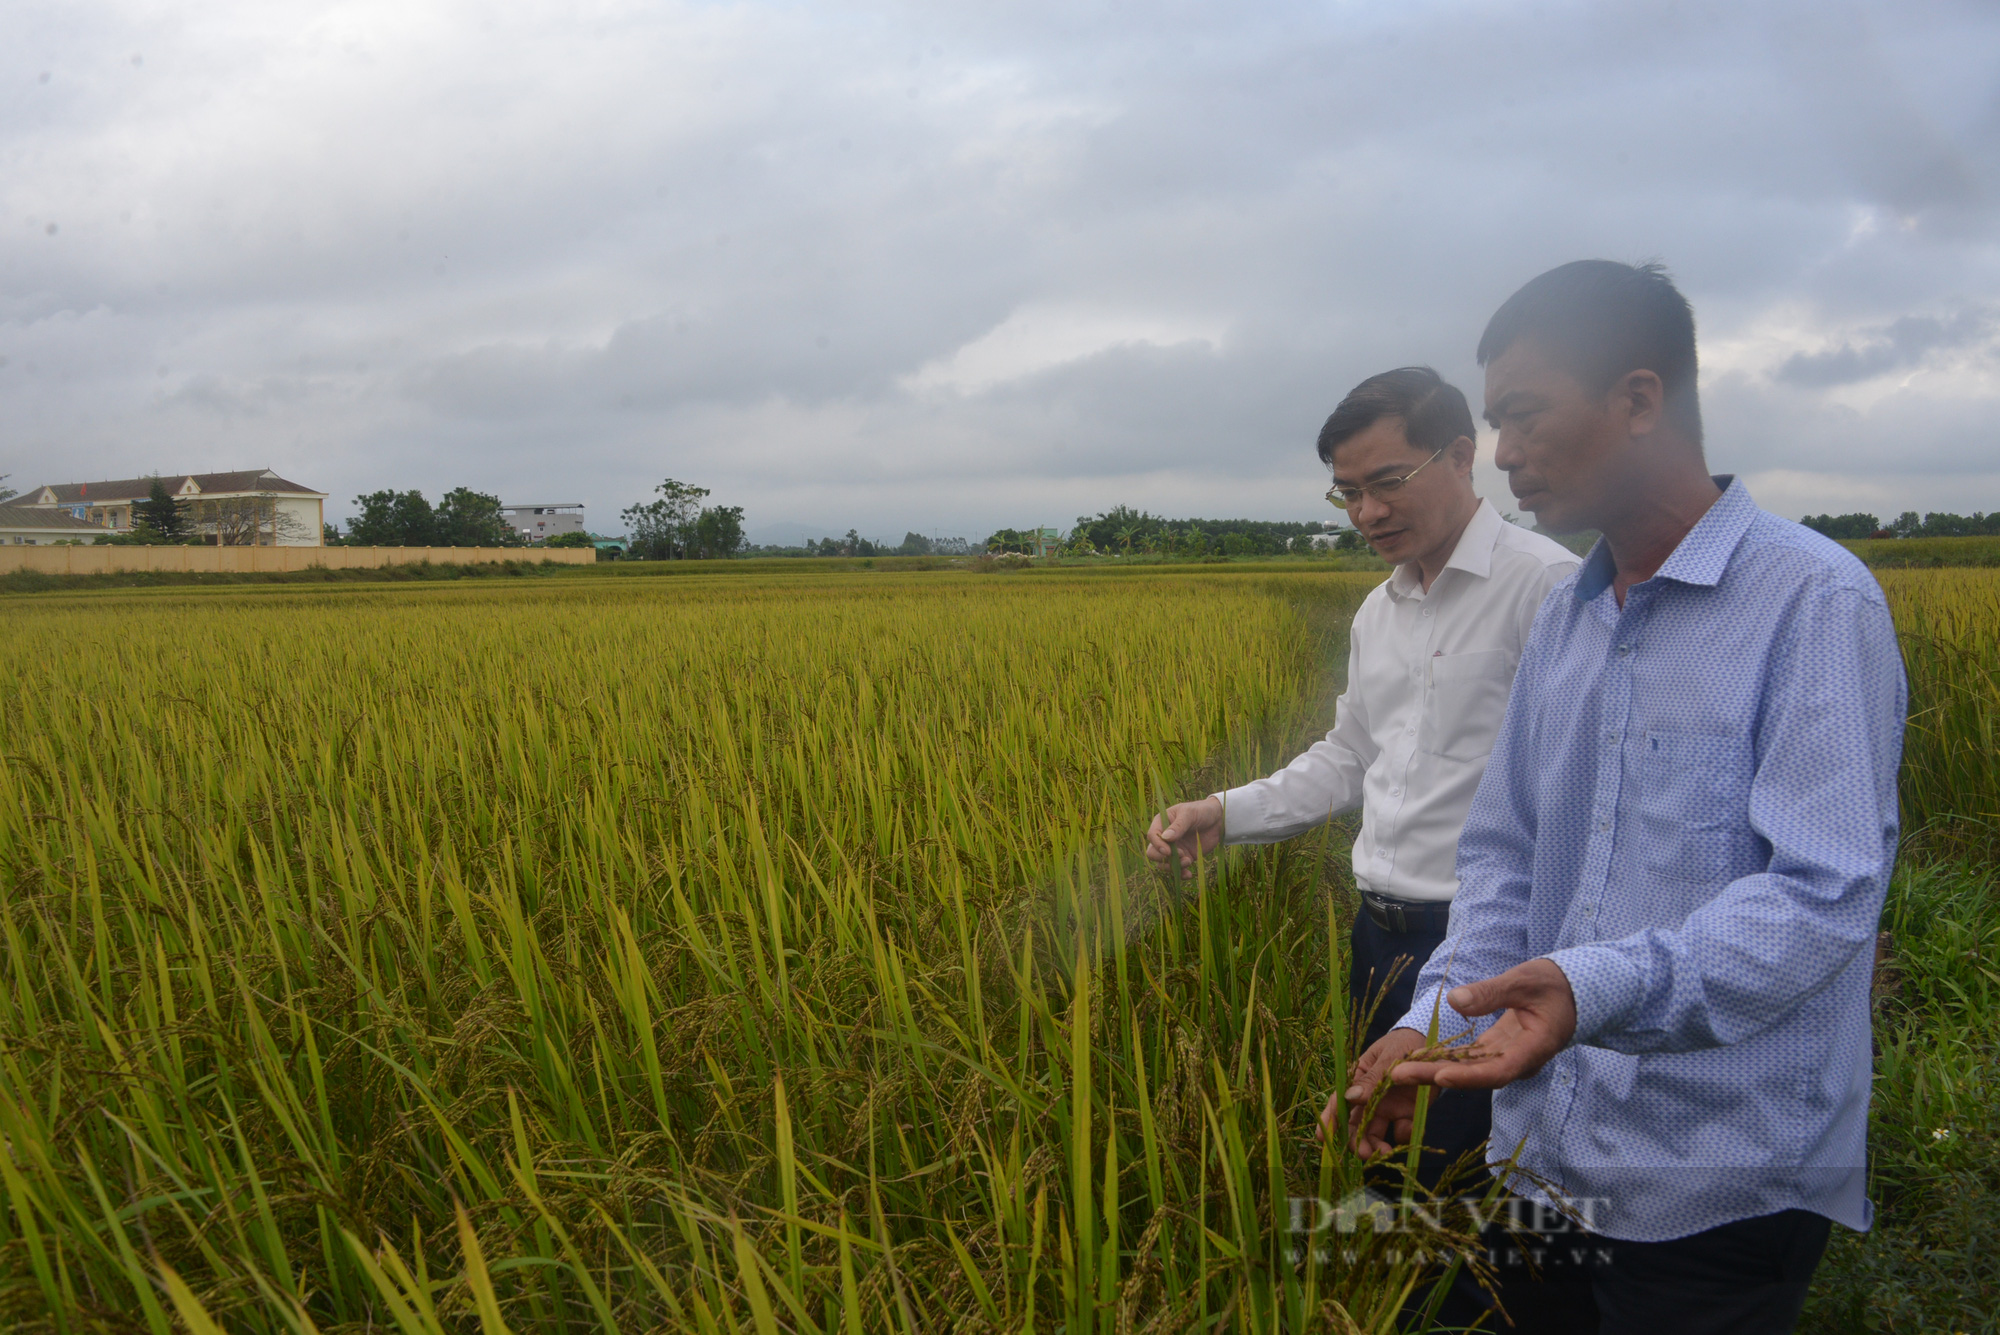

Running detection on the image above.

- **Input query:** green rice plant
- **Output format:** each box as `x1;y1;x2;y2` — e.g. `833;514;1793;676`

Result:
1843;534;2000;570
0;567;1488;1332
1796;569;2000;1331
1802;862;2000;1334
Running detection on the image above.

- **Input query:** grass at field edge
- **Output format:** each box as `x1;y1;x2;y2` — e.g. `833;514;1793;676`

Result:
1801;850;2000;1334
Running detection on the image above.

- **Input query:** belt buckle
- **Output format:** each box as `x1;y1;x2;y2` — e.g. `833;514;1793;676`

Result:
1365;892;1407;933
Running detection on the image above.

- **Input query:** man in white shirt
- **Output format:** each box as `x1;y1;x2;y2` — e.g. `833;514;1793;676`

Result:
1144;365;1578;1188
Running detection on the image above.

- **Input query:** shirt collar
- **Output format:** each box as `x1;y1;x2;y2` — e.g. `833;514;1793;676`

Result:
1386;498;1504;599
1574;474;1751;602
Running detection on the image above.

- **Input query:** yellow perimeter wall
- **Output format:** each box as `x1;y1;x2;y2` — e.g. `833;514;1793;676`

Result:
0;546;595;575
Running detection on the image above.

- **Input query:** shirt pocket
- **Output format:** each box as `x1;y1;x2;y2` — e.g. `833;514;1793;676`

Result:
1629;729;1756;888
1420;649;1516;762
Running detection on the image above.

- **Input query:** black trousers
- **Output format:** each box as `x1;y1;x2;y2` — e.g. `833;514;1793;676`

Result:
1348;909;1491;1197
1445;1206;1834;1334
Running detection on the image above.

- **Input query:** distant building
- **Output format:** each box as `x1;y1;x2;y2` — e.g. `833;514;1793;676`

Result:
1307;524;1363;550
16;470;327;546
500;502;585;543
0;504;107;545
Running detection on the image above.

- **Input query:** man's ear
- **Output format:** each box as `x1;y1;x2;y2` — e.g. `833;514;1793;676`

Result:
1619;370;1665;439
1447;433;1477;476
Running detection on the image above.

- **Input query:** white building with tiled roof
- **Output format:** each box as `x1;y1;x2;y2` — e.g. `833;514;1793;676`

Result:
17;470;327;546
0;505;108;545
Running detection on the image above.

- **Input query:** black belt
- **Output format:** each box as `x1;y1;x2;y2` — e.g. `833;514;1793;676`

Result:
1361;890;1452;935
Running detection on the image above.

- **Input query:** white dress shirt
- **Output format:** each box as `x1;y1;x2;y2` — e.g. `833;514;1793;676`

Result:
1216;499;1579;902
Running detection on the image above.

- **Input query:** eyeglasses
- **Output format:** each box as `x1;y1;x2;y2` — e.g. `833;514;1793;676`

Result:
1325;447;1446;510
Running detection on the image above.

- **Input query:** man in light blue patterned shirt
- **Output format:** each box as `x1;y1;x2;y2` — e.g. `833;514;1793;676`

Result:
1335;261;1906;1333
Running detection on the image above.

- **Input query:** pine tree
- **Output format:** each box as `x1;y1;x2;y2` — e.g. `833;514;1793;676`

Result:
134;478;187;542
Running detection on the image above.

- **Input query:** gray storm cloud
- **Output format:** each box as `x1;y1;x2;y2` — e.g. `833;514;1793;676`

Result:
3;0;1998;539
1774;310;1994;388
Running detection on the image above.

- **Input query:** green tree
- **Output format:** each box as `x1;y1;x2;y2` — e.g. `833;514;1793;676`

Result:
1901;510;2000;538
690;505;746;559
1069;506;1161;552
896;532;934;556
622;479;711;559
1066;507;1317;557
542;530;595;549
348;490;438;545
1800;513;1883;540
804;530;894;557
435;487;515;547
0;474;15;504
134;477;189;542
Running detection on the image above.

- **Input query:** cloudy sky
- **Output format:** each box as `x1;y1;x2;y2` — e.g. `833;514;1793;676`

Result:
5;0;1997;544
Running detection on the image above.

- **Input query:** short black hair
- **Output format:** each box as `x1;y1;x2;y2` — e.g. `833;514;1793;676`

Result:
1315;366;1476;467
1477;259;1702;446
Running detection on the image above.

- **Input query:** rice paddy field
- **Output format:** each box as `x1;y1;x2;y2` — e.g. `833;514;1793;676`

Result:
1;563;1994;1332
1804;569;2000;1334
